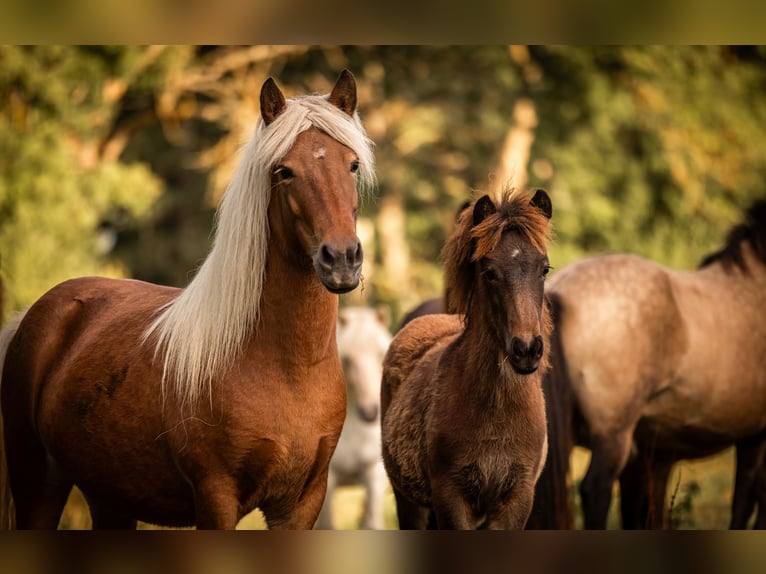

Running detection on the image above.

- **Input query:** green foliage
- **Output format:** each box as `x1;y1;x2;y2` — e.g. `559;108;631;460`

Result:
3;46;766;325
0;46;161;317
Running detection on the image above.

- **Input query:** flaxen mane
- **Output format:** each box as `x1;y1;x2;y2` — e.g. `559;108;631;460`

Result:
444;190;554;317
144;92;375;412
699;198;766;272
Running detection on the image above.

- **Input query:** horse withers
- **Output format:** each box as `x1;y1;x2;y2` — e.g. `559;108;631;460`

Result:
0;70;375;529
316;306;392;529
381;189;554;529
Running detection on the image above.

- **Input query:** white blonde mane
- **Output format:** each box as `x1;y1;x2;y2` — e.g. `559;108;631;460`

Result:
144;91;376;412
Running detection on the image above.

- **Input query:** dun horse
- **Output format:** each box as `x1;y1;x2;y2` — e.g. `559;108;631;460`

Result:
0;70;375;529
381;189;553;529
316;306;392;529
532;198;766;529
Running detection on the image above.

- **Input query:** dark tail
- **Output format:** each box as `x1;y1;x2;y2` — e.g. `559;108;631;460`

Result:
0;312;24;529
526;293;575;529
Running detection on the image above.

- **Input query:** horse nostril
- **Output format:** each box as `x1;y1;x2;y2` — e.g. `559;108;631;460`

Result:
347;240;363;266
512;337;527;360
532;336;544;360
319;244;335;268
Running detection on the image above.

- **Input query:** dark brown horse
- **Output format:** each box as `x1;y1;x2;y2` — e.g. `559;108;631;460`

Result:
381;189;554;529
531;198;766;529
0;70;376;529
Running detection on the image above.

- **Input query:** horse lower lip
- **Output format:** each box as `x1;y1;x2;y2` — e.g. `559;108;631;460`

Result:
321;276;360;294
511;362;539;375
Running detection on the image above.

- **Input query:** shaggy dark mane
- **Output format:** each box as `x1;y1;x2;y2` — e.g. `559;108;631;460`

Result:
699;198;766;272
443;190;553;316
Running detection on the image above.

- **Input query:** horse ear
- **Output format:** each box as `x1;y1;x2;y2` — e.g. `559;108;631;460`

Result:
260;77;287;126
328;69;357;117
530;189;552;219
472;195;496;227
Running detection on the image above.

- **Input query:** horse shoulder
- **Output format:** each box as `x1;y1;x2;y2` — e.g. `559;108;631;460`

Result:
383;314;460;395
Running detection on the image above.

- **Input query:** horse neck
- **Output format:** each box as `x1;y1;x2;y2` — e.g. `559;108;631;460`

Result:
699;243;766;302
257;235;339;362
453;317;530;408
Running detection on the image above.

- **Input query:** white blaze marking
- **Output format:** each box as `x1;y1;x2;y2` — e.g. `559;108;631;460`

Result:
511;248;521;258
313;147;326;159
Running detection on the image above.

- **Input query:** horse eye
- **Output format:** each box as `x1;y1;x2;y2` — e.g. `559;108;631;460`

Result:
274;166;294;180
483;267;500;283
350;160;360;174
542;265;552;278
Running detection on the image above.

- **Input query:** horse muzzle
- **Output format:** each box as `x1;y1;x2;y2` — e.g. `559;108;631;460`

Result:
314;239;364;294
356;403;379;423
508;335;544;375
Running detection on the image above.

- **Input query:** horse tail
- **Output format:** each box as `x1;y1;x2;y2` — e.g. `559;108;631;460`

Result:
526;293;575;529
0;311;24;529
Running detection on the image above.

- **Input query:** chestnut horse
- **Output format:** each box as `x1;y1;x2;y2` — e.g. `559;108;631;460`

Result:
381;189;553;529
531;198;766;529
0;69;375;529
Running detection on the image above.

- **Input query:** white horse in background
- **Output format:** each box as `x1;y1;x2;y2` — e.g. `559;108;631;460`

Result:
316;306;392;529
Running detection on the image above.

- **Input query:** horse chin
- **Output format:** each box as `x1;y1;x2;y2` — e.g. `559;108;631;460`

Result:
510;362;540;376
318;274;361;294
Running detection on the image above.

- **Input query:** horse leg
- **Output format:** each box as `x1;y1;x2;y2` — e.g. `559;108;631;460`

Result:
430;481;474;529
486;483;536;530
192;478;240;530
620;451;673;529
360;460;388;529
264;441;336;530
314;469;338;529
84;495;138;530
618;453;646;529
4;427;71;529
392;487;429;529
580;432;633;529
730;436;766;529
754;461;766;529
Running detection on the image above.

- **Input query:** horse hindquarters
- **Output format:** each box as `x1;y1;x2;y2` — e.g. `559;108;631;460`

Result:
0;314;23;530
0;312;74;529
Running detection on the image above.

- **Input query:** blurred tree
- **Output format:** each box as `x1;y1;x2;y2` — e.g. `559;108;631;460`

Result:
0;46;164;318
4;46;766;328
526;46;766;270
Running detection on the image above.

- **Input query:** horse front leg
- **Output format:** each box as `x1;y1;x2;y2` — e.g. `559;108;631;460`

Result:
730;435;766;529
619;450;673;529
391;486;430;529
486;482;536;530
580;431;634;529
265;435;337;530
430;480;474;529
314;467;338;529
193;478;240;530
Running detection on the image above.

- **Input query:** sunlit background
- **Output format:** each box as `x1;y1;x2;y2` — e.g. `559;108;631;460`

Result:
2;46;766;551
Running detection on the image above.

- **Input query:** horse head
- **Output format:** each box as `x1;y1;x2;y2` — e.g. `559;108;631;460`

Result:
337;306;392;422
450;189;553;375
261;70;371;294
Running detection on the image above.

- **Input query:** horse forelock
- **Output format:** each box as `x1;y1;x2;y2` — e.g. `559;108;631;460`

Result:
699;198;766;273
443;190;553;316
144;92;375;413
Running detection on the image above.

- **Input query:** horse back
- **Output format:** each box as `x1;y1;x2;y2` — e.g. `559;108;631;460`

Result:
3;277;177;411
